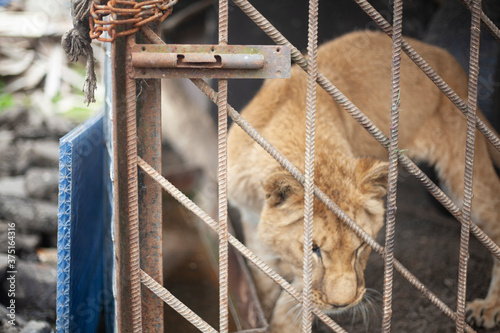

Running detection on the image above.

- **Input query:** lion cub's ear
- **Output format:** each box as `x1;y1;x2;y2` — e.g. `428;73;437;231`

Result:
263;171;304;207
355;157;389;198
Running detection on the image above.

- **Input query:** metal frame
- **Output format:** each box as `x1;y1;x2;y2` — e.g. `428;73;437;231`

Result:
109;0;500;332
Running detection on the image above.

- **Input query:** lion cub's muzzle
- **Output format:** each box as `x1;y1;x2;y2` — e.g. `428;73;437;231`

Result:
313;271;366;313
313;288;366;313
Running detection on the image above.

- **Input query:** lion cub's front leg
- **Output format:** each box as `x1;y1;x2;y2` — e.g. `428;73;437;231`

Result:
411;104;500;328
466;260;500;328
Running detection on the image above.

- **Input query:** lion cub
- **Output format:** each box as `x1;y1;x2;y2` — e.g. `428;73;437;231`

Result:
227;31;500;331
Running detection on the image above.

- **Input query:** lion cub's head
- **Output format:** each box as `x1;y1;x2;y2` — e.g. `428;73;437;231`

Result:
258;156;388;313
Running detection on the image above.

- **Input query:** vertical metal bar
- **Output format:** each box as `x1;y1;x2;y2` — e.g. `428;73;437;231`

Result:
456;0;482;332
382;0;403;331
302;0;319;332
218;0;230;332
112;28;135;333
125;32;143;332
137;22;164;332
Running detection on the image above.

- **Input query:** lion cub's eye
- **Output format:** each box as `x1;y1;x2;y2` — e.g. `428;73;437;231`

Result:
312;244;322;258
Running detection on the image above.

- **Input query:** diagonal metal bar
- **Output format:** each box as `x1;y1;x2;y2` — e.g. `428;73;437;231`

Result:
217;1;230;332
125;33;142;333
302;0;319;331
224;0;500;262
189;77;477;333
352;0;500;153
456;1;482;332
137;156;348;333
382;0;403;330
140;270;218;333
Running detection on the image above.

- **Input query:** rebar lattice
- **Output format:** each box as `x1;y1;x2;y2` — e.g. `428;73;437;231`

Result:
112;0;500;332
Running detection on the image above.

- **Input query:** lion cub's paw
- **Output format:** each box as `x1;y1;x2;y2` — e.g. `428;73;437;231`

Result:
466;298;500;329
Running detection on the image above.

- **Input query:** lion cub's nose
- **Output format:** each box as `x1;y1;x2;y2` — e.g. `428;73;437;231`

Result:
326;274;358;307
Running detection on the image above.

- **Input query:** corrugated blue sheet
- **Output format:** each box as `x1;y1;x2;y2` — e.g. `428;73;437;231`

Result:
57;112;110;332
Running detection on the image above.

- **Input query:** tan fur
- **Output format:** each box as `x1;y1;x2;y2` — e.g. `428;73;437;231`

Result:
227;31;500;330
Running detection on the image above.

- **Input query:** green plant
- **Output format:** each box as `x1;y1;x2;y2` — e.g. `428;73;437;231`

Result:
0;78;15;112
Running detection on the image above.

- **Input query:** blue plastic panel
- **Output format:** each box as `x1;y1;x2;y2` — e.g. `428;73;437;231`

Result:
57;112;109;332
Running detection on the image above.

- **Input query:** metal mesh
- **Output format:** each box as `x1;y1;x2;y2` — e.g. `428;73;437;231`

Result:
112;0;500;332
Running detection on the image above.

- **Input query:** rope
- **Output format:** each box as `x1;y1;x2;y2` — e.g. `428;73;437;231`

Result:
61;0;97;104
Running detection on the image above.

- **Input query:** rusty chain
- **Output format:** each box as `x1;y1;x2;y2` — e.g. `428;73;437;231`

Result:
89;0;178;42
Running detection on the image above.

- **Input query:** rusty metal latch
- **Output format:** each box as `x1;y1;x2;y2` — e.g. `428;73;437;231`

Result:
131;44;291;79
133;53;265;70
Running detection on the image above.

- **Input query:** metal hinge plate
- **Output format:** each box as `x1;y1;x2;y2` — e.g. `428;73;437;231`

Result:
131;44;291;79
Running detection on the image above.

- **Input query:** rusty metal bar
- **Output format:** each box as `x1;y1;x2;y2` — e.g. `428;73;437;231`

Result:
112;19;150;332
136;23;163;332
456;1;482;332
111;32;132;333
382;0;403;330
218;1;230;332
137;156;349;333
140;270;218;333
229;0;500;263
188;77;478;333
302;0;319;331
125;32;143;332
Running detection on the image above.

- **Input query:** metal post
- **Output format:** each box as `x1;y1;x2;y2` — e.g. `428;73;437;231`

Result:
137;22;164;332
112;31;137;332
